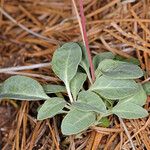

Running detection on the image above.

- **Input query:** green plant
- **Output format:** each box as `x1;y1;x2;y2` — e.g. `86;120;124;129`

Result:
0;42;149;135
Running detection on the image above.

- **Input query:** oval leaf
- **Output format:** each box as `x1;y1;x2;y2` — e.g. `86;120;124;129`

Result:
78;43;90;74
43;84;66;94
119;84;147;106
61;108;96;135
70;72;87;100
97;59;143;79
112;102;148;119
142;81;150;95
115;55;140;65
0;75;49;100
89;75;139;100
37;97;66;120
72;102;105;113
77;43;92;83
78;91;107;113
93;52;115;70
51;42;82;85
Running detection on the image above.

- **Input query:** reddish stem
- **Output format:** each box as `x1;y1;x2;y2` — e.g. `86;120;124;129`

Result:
78;0;95;82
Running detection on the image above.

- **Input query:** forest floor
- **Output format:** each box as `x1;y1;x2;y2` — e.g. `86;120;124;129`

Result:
0;0;150;149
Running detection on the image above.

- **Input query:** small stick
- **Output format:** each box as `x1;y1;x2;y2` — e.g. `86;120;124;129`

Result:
0;63;50;73
119;117;136;150
72;0;84;45
2;71;59;82
141;77;150;84
78;0;95;82
71;0;92;84
123;116;150;146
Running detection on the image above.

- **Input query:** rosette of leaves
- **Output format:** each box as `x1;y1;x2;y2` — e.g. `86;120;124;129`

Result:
0;42;148;135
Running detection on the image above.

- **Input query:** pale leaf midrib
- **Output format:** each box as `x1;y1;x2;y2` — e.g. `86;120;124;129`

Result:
64;47;72;84
73;113;92;126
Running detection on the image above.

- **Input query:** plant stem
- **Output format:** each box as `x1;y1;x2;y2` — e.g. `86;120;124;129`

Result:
65;104;71;110
71;0;93;84
78;0;95;82
66;83;74;103
86;70;93;85
119;117;136;150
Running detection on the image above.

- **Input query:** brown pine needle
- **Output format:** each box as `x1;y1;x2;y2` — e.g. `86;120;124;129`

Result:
0;7;58;44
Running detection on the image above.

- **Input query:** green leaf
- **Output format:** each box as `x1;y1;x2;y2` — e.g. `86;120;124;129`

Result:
70;72;87;100
143;81;150;95
78;91;107;113
97;59;143;79
37;97;66;120
95;66;103;78
115;55;140;65
0;83;2;92
112;102;148;119
51;42;82;86
78;43;89;73
99;117;110;127
61;108;96;135
119;84;147;106
89;75;139;100
77;43;92;83
43;84;66;94
125;58;140;65
72;102;105;113
104;98;114;109
0;75;49;100
93;52;115;70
